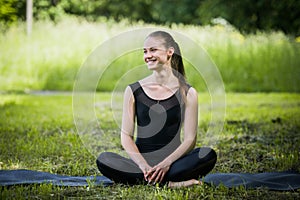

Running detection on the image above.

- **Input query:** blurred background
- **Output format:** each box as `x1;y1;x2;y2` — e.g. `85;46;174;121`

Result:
0;0;299;92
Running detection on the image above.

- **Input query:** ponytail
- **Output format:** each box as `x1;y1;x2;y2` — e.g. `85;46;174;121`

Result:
147;31;188;104
171;41;188;104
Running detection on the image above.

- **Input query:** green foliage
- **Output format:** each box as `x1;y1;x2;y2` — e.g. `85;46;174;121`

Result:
1;0;300;35
198;0;300;35
0;0;21;30
150;0;202;25
0;93;299;199
33;0;65;22
0;19;299;92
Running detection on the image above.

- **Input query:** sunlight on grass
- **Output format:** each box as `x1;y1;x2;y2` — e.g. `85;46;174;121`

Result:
0;92;299;198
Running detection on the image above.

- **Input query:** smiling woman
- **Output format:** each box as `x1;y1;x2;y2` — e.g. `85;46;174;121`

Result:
143;37;172;70
96;31;217;188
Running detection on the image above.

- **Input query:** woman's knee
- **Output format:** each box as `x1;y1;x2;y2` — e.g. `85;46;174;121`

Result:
197;147;217;162
96;152;112;168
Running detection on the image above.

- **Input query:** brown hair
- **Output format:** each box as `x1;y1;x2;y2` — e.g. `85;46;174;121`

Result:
147;31;188;103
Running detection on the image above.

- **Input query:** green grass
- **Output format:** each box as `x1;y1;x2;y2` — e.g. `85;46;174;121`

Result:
0;92;299;199
0;17;299;92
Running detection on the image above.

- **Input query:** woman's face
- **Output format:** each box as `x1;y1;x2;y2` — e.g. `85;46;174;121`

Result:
143;36;173;70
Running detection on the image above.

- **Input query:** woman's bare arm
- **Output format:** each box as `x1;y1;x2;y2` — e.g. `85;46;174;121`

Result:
120;86;151;178
166;87;198;161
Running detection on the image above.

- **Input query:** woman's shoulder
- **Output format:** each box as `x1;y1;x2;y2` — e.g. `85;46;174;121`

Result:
128;76;152;91
184;82;196;93
127;80;144;96
186;86;198;104
123;84;136;102
187;86;197;95
128;81;140;90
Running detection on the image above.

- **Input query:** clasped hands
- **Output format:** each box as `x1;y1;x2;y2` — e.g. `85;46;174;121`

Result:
140;160;171;184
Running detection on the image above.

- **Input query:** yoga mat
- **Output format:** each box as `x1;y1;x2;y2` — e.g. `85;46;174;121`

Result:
0;169;113;187
1;169;300;190
203;172;300;191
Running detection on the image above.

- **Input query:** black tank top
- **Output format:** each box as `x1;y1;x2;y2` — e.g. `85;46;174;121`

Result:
129;82;191;159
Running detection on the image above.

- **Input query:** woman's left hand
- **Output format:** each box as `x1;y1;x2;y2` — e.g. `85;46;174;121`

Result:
146;160;171;184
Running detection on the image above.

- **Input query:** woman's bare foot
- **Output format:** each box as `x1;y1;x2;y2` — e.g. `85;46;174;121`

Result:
168;179;202;188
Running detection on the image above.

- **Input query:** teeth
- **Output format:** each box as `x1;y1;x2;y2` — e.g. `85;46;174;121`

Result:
147;59;156;63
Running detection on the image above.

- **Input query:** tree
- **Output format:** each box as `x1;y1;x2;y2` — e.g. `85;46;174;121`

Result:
0;0;19;30
26;0;32;35
197;0;300;35
1;0;299;35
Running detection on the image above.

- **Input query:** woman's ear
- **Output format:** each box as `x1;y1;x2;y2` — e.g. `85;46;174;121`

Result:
167;47;175;57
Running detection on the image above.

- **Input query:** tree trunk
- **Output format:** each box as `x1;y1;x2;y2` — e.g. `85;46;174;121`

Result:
26;0;33;35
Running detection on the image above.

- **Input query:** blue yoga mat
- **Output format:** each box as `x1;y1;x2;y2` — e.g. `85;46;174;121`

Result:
0;169;113;187
203;172;300;191
0;169;299;190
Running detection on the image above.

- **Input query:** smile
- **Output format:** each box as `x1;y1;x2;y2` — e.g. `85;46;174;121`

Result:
146;58;157;63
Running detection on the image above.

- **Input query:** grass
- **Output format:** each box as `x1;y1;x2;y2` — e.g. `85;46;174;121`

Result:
0;92;299;199
0;17;299;92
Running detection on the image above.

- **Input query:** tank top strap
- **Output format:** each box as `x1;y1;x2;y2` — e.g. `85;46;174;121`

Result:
129;82;140;92
129;82;143;101
185;83;192;94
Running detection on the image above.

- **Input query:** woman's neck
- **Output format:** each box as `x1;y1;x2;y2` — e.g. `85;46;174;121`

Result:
152;66;174;86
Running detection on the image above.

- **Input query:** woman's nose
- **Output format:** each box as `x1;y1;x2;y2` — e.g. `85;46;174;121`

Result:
144;51;152;58
144;53;153;61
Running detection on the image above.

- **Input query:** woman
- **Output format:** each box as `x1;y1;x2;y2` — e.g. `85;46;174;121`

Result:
97;31;217;187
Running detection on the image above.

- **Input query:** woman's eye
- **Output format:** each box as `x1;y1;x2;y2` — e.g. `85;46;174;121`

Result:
143;48;157;54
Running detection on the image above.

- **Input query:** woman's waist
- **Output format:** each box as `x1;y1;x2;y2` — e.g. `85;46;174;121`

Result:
135;139;180;153
135;141;180;165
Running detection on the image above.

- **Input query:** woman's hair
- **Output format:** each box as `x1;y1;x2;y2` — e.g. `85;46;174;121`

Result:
147;31;188;103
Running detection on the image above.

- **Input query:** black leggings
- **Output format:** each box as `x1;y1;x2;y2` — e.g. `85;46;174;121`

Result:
96;147;217;185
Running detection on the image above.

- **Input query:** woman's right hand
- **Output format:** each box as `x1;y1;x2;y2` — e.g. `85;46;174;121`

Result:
139;163;153;181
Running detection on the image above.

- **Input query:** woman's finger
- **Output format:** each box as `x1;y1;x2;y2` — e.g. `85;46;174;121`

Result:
146;170;154;180
149;169;160;183
155;170;164;183
144;173;148;181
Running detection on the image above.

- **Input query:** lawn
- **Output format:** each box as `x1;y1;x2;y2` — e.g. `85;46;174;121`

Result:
0;92;299;199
